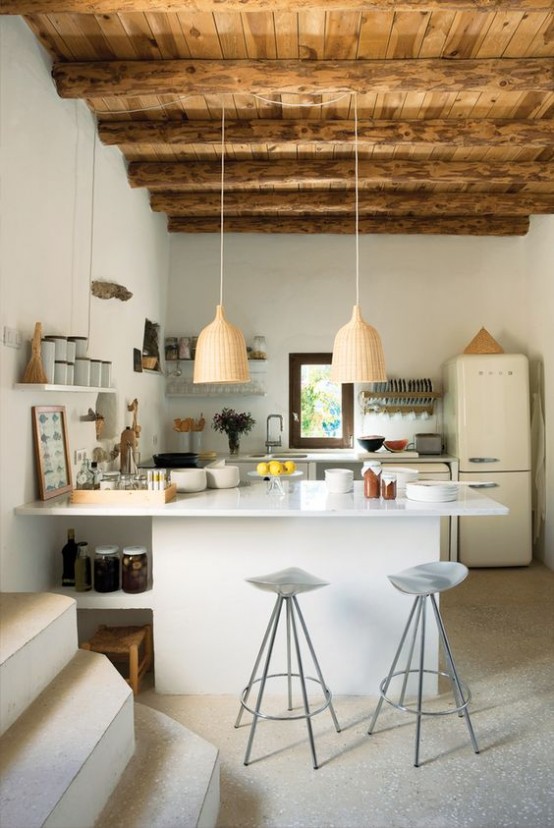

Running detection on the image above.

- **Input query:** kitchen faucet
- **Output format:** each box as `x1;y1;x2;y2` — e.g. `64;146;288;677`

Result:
265;414;283;453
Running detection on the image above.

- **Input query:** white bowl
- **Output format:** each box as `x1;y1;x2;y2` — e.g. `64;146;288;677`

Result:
171;467;207;492
325;468;354;494
206;465;240;489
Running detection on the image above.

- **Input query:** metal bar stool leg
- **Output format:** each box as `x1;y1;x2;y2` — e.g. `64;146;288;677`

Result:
289;601;319;769
368;596;421;735
243;596;284;766
286;598;293;711
235;595;282;729
414;597;427;768
430;595;479;754
293;596;341;734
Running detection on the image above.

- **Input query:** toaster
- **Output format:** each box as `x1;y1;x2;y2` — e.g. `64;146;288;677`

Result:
415;433;442;455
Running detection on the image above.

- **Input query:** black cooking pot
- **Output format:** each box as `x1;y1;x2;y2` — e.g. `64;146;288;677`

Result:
153;452;199;468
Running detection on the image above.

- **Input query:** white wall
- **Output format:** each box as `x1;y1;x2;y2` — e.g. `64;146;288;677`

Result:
0;18;169;590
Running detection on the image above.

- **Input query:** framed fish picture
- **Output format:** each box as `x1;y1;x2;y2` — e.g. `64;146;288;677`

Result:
32;406;73;500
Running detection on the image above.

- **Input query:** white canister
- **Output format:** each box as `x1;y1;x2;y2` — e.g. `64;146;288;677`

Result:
101;361;112;388
66;362;74;385
66;339;76;365
40;339;56;384
46;336;67;361
54;360;68;385
74;358;90;386
68;336;88;357
89;359;102;386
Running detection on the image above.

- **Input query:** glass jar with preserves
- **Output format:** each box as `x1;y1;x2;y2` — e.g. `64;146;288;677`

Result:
363;462;382;499
94;545;120;592
122;546;148;594
381;472;397;501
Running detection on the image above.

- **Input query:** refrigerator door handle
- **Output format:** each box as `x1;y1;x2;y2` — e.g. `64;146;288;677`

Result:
468;457;500;463
468;482;499;489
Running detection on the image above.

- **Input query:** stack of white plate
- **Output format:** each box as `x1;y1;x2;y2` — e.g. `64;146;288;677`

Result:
405;481;458;502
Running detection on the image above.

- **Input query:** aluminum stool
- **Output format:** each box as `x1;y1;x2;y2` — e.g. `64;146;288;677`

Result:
368;561;479;767
235;566;341;769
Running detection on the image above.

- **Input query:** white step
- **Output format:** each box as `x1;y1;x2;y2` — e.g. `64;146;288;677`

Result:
0;592;77;736
0;648;134;828
95;703;220;828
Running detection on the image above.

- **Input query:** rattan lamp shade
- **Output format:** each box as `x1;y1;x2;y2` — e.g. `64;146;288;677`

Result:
193;304;250;384
330;304;387;384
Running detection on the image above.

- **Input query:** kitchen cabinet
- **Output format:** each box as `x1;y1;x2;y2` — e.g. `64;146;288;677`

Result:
166;359;267;397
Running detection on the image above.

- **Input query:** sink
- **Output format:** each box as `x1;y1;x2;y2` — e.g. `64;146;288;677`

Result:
247;453;309;459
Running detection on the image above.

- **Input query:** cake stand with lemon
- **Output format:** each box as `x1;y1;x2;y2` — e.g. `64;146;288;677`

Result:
248;459;303;494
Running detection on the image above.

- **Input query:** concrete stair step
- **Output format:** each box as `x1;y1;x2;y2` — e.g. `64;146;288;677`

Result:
95;703;220;828
0;648;134;828
0;592;77;736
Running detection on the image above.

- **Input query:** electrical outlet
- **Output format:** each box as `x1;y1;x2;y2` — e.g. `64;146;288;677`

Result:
3;326;22;349
74;449;87;464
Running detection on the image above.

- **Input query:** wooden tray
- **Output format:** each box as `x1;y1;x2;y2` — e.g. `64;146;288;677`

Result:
70;483;177;505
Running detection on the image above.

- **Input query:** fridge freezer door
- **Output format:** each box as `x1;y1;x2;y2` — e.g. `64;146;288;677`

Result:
455;354;531;472
458;471;532;567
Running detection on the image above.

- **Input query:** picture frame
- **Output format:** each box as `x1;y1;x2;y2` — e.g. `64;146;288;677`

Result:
32;405;73;500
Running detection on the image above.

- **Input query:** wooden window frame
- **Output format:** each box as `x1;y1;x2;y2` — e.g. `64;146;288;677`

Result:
289;353;353;449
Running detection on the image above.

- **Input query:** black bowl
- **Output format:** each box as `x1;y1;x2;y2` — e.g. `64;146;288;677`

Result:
357;435;385;452
153;452;199;468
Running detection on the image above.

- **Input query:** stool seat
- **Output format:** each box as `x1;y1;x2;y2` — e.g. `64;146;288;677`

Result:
388;561;468;596
246;566;329;596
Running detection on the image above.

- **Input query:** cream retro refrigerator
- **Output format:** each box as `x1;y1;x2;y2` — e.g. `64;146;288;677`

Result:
442;353;532;567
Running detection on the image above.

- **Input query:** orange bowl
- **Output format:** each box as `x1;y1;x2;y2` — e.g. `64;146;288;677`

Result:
383;439;409;453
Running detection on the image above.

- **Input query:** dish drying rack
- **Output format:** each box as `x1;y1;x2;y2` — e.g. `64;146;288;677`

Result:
360;378;441;415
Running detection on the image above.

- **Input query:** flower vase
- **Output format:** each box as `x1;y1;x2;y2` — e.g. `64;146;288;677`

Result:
228;433;240;456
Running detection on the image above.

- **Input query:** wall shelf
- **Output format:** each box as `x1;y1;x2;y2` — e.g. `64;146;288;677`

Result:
14;383;116;393
166;359;267;397
52;587;154;609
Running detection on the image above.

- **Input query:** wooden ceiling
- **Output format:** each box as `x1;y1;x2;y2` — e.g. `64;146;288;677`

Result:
5;0;554;235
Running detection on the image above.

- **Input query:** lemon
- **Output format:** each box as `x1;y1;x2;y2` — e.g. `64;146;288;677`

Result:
284;460;296;474
268;460;284;476
256;462;269;476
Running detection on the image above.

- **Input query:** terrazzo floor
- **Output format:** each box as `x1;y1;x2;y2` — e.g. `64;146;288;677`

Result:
140;561;554;828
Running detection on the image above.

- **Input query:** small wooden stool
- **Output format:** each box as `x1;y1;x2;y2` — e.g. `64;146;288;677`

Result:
81;624;153;695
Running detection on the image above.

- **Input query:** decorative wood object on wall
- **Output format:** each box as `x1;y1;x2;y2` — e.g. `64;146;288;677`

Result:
91;280;133;301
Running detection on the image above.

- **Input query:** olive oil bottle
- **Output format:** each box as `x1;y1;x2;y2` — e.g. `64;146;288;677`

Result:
75;542;92;592
61;529;78;587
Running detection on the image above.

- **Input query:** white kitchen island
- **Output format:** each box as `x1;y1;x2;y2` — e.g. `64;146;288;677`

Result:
16;480;507;696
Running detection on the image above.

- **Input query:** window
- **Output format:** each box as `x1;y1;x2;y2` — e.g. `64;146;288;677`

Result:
289;353;353;449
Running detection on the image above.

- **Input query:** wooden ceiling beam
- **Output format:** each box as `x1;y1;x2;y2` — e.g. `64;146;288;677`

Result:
128;159;554;190
167;215;530;236
99;118;554;150
151;191;554;216
2;1;551;13
53;58;554;99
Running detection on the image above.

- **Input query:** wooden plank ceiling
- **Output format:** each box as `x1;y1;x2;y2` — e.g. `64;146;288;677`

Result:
4;0;554;235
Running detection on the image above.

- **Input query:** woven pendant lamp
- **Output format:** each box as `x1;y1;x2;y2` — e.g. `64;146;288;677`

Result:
193;108;250;384
331;97;386;384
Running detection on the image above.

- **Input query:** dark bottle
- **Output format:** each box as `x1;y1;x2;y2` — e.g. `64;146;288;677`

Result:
75;542;92;592
61;528;78;587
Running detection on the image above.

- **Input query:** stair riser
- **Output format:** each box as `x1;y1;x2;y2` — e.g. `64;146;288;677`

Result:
44;694;135;828
1;602;77;737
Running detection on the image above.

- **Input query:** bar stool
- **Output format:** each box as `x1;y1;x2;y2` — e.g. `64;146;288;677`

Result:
235;566;341;769
367;561;479;767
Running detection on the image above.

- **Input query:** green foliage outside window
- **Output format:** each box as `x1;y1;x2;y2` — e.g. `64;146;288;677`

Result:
300;365;342;438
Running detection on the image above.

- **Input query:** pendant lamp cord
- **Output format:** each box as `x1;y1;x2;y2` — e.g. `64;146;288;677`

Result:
354;93;360;307
219;106;225;306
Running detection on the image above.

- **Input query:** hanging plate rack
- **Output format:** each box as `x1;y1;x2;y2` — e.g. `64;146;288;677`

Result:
360;378;441;415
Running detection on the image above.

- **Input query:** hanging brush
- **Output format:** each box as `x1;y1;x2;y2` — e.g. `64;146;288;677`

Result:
22;322;48;384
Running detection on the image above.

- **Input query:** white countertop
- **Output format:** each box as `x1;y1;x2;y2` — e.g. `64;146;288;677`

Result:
15;480;508;518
